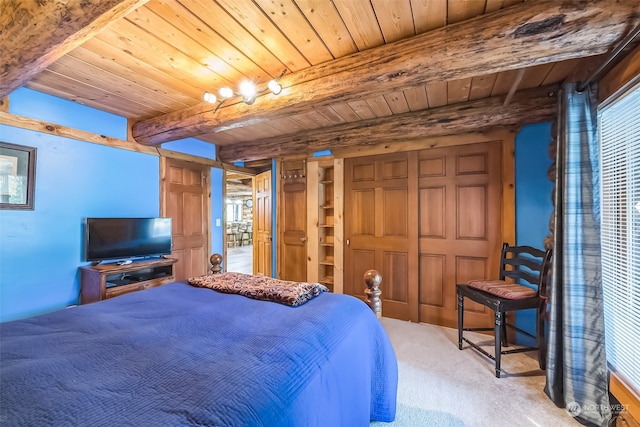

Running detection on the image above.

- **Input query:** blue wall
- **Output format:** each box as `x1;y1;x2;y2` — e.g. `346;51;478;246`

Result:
514;122;554;340
10;88;128;140
210;167;224;257
0;88;224;322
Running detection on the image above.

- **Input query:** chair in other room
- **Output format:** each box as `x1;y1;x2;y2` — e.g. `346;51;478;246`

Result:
227;224;239;248
240;224;252;246
456;243;552;378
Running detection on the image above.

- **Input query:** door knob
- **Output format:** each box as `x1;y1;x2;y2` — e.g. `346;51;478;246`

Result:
300;236;307;242
346;239;350;246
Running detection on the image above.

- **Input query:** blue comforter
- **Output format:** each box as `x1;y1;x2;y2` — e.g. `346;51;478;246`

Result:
0;281;397;426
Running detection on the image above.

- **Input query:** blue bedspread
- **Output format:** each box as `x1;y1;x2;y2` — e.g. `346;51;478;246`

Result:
0;281;397;426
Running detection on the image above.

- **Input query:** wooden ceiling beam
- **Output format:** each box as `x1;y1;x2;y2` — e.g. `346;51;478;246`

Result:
132;0;635;145
217;85;559;163
0;0;150;98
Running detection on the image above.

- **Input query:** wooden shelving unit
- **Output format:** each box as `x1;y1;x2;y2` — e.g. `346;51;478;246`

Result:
317;165;334;289
307;157;343;293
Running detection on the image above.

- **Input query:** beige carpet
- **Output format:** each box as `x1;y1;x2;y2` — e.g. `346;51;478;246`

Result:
372;318;579;427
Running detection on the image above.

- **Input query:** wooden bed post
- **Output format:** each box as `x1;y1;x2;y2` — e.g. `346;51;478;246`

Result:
209;253;223;274
364;270;382;319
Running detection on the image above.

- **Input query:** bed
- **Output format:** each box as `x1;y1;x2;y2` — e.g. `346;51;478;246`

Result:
0;270;397;426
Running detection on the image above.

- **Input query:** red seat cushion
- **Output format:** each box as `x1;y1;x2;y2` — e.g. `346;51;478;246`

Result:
467;279;537;300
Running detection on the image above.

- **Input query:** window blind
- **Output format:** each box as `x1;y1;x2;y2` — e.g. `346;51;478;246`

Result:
598;83;640;394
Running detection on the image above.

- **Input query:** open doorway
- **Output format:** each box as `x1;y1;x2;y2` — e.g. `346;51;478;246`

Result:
225;171;253;274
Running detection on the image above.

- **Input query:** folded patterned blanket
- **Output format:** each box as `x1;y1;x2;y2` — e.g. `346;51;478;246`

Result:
187;272;329;307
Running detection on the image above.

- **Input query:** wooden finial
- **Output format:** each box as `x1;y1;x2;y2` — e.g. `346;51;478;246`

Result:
364;269;382;319
209;253;224;274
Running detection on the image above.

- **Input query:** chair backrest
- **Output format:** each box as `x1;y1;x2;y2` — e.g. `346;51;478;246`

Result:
499;243;553;297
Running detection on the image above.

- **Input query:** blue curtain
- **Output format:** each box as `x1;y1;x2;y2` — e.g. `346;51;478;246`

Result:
544;83;611;426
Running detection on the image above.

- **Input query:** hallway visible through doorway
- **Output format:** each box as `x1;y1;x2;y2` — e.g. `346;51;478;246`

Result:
225;170;254;276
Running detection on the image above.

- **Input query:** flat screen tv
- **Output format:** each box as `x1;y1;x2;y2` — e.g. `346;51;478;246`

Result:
85;217;172;263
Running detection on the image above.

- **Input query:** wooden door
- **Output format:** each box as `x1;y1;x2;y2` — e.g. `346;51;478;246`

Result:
278;159;307;281
417;142;502;329
253;170;272;277
161;157;210;281
344;152;419;322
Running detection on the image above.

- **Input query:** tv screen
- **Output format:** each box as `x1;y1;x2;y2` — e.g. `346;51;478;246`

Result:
85;217;172;262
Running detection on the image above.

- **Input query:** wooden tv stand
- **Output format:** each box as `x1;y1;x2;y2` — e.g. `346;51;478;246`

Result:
80;258;178;304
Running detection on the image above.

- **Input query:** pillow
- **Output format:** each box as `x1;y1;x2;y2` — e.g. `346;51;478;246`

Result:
188;272;328;306
467;279;537;300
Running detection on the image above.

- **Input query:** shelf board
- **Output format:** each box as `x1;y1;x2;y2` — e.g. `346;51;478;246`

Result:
320;180;333;184
319;224;334;228
320;243;334;247
320;205;334;209
81;257;177;273
319;276;334;285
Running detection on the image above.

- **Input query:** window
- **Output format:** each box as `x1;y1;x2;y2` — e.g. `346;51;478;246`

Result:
226;200;242;222
599;83;640;394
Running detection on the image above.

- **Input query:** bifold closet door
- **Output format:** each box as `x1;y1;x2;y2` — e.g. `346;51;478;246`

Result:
344;142;502;327
344;152;419;322
417;142;502;329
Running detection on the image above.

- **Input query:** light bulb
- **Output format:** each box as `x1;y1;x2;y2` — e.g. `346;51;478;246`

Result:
203;92;216;103
239;81;257;98
219;87;234;98
239;81;257;105
268;79;282;95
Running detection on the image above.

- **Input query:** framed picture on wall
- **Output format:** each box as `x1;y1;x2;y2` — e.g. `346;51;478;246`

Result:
0;142;37;210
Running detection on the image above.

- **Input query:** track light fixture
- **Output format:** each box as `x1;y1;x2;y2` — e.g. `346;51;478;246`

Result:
203;69;287;111
239;81;257;105
219;87;234;99
267;79;282;95
203;91;216;103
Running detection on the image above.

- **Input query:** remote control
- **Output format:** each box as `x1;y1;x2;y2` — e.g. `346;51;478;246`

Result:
117;260;133;266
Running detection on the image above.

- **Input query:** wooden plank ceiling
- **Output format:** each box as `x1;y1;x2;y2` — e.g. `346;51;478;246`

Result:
3;0;638;162
226;171;253;197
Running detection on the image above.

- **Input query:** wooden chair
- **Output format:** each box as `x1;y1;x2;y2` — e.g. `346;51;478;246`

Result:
456;243;552;378
227;225;239;248
240;224;252;246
